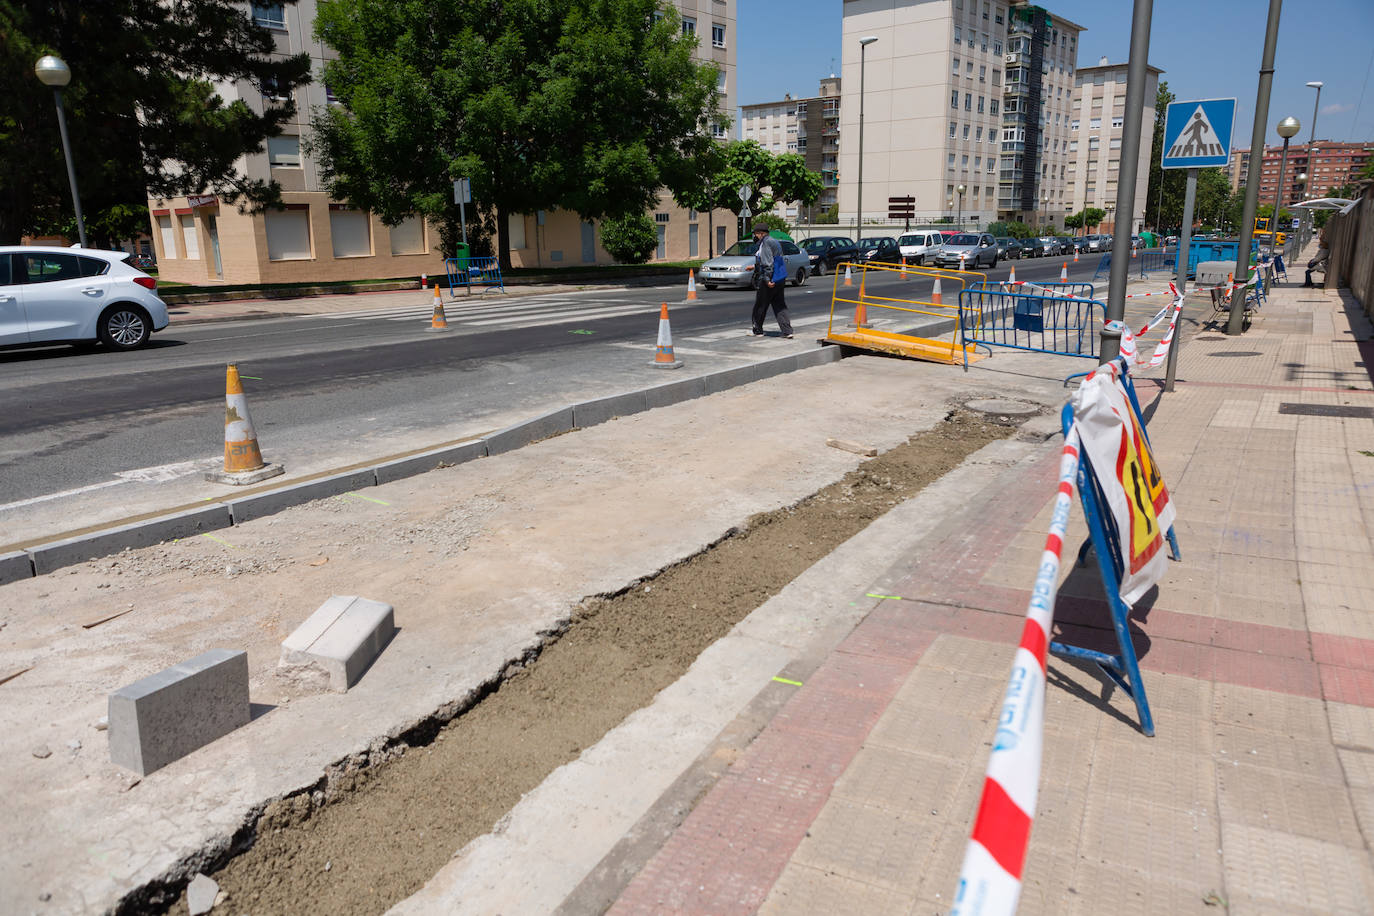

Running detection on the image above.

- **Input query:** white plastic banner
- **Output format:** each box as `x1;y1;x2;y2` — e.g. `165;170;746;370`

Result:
1070;365;1176;604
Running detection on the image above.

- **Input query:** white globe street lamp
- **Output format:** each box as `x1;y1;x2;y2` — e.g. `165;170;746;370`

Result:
34;54;88;248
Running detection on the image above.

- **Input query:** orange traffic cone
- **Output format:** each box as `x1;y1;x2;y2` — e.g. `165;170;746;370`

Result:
1073;249;1079;263
205;364;284;485
427;285;449;331
687;269;698;301
1060;262;1069;282
652;303;681;369
931;276;943;306
900;259;908;280
843;264;854;287
1008;264;1017;286
853;275;871;328
1132;246;1138;259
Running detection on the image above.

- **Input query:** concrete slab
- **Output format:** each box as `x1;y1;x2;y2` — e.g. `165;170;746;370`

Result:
280;596;397;692
0;550;32;585
108;649;250;776
795;346;844;369
26;504;231;575
573;392;650;430
484;406;576;455
702;364;761;395
226;469;378;524
372;440;487;485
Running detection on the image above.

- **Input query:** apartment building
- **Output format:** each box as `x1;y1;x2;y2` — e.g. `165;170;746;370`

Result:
147;1;736;283
837;0;1083;230
1066;58;1160;235
1229;141;1371;206
739;76;841;224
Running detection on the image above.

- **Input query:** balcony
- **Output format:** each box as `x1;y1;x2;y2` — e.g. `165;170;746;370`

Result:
1004;83;1030;99
1001;141;1025;153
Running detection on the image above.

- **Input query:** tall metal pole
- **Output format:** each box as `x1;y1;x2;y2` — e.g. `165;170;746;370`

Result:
51;88;88;249
1307;82;1322;145
856;37;877;241
1272;135;1291;239
1164;168;1197;392
1099;0;1154;363
1228;0;1284;335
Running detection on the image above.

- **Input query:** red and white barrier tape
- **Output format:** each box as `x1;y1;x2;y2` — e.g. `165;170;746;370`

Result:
952;426;1082;916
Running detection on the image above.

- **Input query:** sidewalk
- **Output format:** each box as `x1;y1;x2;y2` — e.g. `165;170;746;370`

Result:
398;267;1374;914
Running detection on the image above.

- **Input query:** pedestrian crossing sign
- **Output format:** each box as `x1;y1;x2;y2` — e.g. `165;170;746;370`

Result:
1161;98;1236;169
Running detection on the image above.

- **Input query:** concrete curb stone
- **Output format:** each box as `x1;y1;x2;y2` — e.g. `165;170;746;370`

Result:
372;440;488;485
573;392;650;430
27;505;232;576
484;407;577;456
0;550;34;585
226;469;379;524
644;376;707;411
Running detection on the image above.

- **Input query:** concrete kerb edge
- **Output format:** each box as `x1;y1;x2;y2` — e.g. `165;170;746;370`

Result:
11;345;858;581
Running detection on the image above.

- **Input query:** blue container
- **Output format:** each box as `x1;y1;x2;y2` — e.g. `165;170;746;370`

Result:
1181;238;1259;277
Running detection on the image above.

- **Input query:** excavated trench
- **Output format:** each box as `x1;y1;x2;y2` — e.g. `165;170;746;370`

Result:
136;409;1017;916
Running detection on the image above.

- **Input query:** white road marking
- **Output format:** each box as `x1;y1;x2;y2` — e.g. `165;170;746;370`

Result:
606;343;756;359
0;478;128;511
0;457;220;512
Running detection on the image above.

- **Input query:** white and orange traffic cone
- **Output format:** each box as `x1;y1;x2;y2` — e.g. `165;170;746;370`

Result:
1008;264;1017;285
427;285;449;331
1073;249;1079;263
900;259;908;280
931;276;943;306
1060;262;1069;282
852;275;871;328
686;269;698;301
652;303;681;369
205;364;284;485
843;264;854;287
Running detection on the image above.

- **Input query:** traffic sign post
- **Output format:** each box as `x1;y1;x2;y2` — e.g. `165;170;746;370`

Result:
453;177;472;247
888;195;915;232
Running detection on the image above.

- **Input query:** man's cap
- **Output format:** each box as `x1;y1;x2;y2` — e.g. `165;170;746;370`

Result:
751;222;769;234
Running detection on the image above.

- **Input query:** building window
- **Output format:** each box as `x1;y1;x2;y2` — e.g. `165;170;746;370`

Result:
389;216;426;255
954;26;961;42
967;61;974;75
976;126;983;141
1110;138;1122;149
983;1;990;18
654;212;670;223
716;71;726;94
990;99;999;115
965;93;972;110
948;153;956;169
977;96;985;113
251;3;286;30
974;156;982;168
979;65;986;82
1088;138;1100;150
265;208;312;261
261;74;289;101
1112;116;1124;128
156;214;177;260
995;9;1004;25
1089;118;1101;130
681;17;695;36
993;39;1003;54
963;124;970;139
1069;140;1078;152
330;208;372;258
179;214;199;260
950;120;958;138
952;56;960;75
711;121;727;139
1071;120;1079;130
952;91;959;109
711;23;725;48
508;213;527;249
962;155;969;168
267;135;301;168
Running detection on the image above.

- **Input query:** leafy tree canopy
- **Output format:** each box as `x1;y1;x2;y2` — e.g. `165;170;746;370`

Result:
311;0;723;267
672;140;822;218
0;0;310;245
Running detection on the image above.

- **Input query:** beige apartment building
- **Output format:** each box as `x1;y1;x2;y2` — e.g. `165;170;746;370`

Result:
1066;58;1160;235
739;76;842;225
837;0;1084;231
148;1;736;284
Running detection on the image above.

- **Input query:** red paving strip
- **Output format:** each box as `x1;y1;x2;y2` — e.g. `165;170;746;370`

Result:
1312;631;1374;671
1319;663;1374;707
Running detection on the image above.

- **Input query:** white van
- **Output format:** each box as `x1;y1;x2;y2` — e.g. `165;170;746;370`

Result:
897;231;945;266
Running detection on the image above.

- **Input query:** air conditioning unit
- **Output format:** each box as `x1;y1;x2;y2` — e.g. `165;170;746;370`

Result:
1005;53;1016;63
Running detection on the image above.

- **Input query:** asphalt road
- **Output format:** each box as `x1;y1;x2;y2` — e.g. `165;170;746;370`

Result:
0;255;1099;543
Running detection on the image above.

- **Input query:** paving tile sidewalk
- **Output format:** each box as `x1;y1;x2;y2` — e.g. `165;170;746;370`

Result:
605;266;1374;915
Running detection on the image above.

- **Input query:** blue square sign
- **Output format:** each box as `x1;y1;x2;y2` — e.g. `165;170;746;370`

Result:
1161;98;1237;169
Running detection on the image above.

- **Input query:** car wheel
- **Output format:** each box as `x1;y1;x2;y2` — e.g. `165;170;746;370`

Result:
813;261;824;277
989;254;998;268
98;305;151;350
793;267;806;287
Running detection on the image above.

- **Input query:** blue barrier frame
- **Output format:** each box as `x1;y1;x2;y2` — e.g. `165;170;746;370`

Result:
445;256;505;294
959;282;1103;369
1051;368;1181;736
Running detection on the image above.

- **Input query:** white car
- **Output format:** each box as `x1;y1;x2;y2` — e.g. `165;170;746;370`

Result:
0;246;169;351
700;238;810;289
897;230;944;266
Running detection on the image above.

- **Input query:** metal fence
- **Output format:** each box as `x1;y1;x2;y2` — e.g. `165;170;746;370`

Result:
445;256;505;293
959;283;1105;368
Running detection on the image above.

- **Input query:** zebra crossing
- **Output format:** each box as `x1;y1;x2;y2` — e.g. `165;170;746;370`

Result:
311;290;695;330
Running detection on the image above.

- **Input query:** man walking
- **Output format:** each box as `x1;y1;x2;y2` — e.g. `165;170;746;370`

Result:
750;223;793;338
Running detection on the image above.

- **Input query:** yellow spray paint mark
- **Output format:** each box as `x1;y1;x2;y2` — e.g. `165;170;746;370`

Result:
866;593;903;600
200;533;237;549
772;676;804;687
345;492;391;506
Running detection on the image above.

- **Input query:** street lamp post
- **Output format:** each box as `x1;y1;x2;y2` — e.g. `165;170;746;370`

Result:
1306;81;1323;146
855;35;878;241
34;54;87;248
1272;117;1300;253
955;184;966;228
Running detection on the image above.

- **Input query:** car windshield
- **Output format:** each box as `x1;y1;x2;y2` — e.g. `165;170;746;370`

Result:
898;235;923;245
802;238;828;251
998;238;1014;244
722;241;759;257
949;234;979;246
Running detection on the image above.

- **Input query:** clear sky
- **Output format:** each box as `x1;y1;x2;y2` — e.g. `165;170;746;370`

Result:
736;0;1374;148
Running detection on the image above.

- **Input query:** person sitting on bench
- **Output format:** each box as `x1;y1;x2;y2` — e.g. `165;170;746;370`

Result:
1304;227;1329;287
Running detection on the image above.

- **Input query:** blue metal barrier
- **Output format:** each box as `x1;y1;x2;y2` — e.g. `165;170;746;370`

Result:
445;256;505;293
1093;249;1177;281
959;284;1105;368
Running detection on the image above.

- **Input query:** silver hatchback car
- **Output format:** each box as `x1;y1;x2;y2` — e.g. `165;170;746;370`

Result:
1;246;169;350
933;232;998;269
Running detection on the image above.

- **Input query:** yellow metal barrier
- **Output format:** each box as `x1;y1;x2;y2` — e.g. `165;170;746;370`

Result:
823;260;988;364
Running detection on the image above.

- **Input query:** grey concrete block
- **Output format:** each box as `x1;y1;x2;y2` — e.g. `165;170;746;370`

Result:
27;505;231;576
227;469;377;524
644;376;706;411
372;440;487;485
795;346;844;368
280;595;396;692
484;406;575;456
108;649;250;775
752;356;797;382
0;550;33;585
702;364;762;395
572;391;649;429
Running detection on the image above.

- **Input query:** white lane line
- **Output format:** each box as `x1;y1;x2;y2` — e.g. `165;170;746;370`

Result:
606;343;756;359
0;478;128;512
384;299;642;322
682;314;833;342
462;304;658;328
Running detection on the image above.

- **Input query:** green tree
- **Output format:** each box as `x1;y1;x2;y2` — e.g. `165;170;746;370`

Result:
816;204;839;224
1063;211;1085;234
0;0;311;245
312;0;722;269
1144;80;1186;231
599;211;658;263
1083;207;1106;230
673;140;821;235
